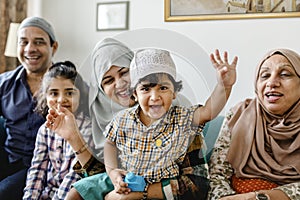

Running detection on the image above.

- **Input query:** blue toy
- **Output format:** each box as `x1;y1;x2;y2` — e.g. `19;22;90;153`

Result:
124;172;146;192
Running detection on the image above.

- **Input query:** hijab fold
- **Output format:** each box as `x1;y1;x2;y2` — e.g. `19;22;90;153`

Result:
88;38;133;160
227;49;300;184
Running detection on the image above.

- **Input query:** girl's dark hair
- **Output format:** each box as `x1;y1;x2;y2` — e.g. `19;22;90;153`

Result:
35;61;89;117
131;73;183;93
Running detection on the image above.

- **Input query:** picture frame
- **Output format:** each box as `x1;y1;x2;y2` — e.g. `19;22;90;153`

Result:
165;0;300;21
96;1;129;31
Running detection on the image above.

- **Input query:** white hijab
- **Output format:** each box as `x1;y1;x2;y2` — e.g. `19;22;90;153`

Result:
89;38;134;161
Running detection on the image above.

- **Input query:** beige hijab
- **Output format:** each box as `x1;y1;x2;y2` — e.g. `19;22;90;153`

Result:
227;49;300;184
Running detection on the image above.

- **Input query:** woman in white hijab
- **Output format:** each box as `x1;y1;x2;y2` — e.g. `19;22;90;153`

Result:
88;38;135;161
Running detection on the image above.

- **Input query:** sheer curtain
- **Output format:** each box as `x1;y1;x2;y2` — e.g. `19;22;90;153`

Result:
0;0;26;73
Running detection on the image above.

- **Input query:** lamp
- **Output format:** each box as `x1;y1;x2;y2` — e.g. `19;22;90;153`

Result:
4;23;20;57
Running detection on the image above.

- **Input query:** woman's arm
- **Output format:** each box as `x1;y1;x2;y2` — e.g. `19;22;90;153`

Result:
272;183;300;200
46;103;106;177
219;188;292;200
208;112;236;200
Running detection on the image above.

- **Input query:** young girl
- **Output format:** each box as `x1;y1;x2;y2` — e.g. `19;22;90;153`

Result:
23;61;92;200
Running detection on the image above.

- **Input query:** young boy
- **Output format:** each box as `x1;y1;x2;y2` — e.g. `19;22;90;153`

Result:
104;48;238;198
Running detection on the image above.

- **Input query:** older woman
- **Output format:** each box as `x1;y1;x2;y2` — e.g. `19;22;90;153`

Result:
208;48;300;200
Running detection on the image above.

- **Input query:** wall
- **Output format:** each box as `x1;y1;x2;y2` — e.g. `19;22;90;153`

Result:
28;0;300;113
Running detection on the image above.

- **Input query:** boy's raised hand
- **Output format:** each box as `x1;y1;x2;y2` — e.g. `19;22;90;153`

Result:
210;49;238;88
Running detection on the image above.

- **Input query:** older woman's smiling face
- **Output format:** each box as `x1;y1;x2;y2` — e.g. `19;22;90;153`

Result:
256;54;300;116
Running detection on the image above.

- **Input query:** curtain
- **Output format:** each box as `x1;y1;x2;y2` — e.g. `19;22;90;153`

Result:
0;0;27;73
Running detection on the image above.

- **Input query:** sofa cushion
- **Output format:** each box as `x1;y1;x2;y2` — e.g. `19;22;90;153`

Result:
202;115;224;161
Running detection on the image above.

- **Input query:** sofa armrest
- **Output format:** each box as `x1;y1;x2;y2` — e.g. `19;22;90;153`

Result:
202;115;224;161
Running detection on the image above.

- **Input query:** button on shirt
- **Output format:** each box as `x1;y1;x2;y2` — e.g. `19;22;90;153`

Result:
0;66;45;166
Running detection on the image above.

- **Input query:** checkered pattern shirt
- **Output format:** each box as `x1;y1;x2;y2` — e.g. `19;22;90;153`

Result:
23;113;92;200
105;105;204;183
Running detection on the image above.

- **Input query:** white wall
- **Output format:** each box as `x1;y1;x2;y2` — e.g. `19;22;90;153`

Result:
28;0;300;113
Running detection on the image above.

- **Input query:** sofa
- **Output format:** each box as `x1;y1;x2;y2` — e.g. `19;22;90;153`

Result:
202;115;224;161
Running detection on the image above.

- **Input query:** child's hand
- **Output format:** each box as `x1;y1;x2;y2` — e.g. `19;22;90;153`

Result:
109;169;131;194
46;100;80;141
210;49;238;88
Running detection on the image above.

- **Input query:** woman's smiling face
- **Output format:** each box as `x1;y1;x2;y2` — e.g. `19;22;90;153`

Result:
256;54;300;116
101;66;135;107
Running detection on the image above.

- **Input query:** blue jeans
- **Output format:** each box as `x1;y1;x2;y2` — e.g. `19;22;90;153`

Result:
0;168;28;200
0;117;28;200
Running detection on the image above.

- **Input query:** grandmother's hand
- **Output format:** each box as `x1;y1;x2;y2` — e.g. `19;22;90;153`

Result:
210;49;238;88
219;192;256;200
219;189;291;200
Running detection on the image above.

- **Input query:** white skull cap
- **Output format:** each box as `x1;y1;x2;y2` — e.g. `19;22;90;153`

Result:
130;48;176;88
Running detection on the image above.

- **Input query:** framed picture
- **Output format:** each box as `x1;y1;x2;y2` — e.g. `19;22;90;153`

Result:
165;0;300;21
96;1;129;31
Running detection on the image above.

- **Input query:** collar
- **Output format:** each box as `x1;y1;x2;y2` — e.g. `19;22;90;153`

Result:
15;66;27;81
129;105;176;125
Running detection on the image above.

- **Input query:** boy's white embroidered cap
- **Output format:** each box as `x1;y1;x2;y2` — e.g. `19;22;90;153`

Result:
130;48;176;88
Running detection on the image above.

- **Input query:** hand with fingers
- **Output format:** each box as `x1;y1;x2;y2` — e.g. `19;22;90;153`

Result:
219;192;256;200
109;169;131;194
210;49;238;89
45;100;80;141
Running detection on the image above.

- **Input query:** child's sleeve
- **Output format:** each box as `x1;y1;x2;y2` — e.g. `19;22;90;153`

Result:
53;170;80;199
23;125;49;199
103;116;120;142
190;104;205;134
